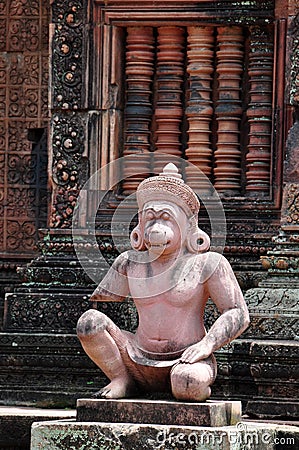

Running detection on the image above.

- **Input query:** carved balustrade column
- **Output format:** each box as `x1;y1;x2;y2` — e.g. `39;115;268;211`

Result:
185;26;214;189
122;27;154;194
214;27;244;193
153;26;185;174
246;26;273;196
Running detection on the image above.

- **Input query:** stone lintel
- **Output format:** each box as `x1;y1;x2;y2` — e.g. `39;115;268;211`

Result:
76;398;241;427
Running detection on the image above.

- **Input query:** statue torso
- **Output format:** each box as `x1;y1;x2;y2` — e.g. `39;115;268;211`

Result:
126;251;210;353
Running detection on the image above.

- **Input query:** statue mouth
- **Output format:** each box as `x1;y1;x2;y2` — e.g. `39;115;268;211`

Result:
146;241;169;252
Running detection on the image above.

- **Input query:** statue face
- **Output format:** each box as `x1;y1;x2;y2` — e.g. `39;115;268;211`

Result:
141;201;189;255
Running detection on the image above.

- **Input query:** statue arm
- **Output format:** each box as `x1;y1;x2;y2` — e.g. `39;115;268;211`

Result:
90;252;130;302
181;253;250;363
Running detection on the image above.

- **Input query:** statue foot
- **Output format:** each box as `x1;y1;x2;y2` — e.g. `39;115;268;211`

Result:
92;377;138;399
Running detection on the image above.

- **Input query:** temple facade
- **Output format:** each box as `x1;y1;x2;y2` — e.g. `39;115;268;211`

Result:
0;0;298;418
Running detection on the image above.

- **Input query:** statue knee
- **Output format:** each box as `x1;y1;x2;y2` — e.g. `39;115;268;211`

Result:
76;309;109;338
170;363;212;402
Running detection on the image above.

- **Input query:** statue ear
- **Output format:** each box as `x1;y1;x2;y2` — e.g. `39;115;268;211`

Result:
130;225;146;251
187;227;210;254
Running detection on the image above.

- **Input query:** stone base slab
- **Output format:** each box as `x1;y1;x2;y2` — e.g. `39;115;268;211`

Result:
31;420;299;450
76;399;241;427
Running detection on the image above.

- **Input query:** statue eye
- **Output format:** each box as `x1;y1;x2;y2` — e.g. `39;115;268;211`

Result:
161;212;170;221
145;211;155;220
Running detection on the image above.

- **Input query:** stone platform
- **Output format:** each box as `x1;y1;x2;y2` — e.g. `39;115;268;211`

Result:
76;398;241;427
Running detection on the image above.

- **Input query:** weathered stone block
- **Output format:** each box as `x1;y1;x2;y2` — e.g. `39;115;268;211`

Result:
243;288;299;340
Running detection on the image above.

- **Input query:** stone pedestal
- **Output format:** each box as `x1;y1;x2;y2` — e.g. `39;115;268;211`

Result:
76;399;241;428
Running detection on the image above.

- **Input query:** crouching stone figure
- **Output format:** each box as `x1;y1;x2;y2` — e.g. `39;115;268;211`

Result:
77;163;249;401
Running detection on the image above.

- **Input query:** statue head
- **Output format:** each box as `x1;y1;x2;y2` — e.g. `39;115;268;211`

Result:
130;163;210;255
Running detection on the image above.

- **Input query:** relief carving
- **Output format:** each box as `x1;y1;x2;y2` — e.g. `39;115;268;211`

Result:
9;1;39;16
5;294;137;333
7;220;37;251
0;1;49;254
51;0;86;110
24;55;39;84
8;19;40;52
289;5;299;105
50;112;88;228
50;0;89;228
284;183;299;225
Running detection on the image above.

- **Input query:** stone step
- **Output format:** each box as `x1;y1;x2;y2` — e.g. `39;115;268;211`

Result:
0;406;75;449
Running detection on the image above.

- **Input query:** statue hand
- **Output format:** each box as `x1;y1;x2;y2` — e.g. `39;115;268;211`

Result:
180;342;212;364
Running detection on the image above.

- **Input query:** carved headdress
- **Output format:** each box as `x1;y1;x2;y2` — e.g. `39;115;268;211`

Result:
136;163;200;218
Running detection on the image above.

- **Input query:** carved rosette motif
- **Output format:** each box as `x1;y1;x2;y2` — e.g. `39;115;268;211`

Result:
122;27;155;194
283;183;299;227
214;27;244;193
246;26;273;195
185;26;214;188
154;26;185;173
50;113;88;228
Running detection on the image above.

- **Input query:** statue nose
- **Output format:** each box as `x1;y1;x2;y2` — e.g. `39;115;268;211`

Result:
149;227;168;245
